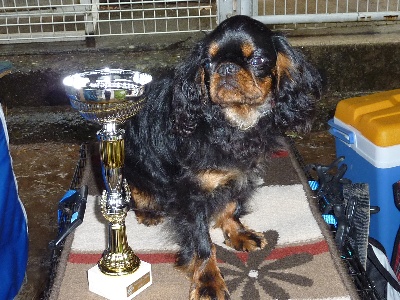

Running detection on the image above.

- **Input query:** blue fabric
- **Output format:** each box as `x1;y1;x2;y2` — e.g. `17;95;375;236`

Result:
0;113;28;299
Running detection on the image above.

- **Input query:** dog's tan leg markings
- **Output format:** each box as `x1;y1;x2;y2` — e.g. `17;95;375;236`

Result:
186;245;230;300
130;186;164;226
197;169;241;192
215;202;267;251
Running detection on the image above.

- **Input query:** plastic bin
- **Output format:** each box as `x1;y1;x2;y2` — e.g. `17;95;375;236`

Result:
329;89;400;261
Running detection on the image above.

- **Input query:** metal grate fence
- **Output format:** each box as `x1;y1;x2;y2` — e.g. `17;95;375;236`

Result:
0;0;90;42
93;1;216;36
0;0;399;43
0;0;216;43
255;0;400;25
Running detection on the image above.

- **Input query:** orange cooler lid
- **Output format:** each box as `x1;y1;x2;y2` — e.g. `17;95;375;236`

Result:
335;89;400;147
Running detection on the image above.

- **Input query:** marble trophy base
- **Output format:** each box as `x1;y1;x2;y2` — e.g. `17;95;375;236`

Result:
88;261;152;300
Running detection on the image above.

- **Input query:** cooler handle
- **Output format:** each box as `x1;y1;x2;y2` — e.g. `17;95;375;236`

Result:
328;119;355;145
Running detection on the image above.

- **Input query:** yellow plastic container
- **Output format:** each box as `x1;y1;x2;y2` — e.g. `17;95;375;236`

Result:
334;89;400;147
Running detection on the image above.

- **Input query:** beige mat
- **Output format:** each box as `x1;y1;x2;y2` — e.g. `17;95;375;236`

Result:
48;144;359;300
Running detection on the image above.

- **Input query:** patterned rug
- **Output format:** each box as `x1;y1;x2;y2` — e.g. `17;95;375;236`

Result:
48;142;358;300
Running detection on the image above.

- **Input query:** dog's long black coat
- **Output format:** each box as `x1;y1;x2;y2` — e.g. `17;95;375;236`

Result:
124;15;321;298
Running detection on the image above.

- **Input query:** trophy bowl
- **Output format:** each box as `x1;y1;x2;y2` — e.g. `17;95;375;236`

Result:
63;68;152;124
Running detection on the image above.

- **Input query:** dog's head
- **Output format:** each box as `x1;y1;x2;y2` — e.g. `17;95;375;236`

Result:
172;15;321;135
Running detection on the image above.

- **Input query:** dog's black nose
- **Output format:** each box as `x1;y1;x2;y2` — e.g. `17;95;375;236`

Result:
217;63;239;76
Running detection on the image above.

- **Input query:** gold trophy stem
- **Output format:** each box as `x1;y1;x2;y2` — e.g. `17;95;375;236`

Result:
97;121;141;276
98;220;141;275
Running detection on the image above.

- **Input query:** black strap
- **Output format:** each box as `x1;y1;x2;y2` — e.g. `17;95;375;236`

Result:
368;244;400;294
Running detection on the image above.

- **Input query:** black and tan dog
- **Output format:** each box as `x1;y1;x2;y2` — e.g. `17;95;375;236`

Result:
124;15;321;299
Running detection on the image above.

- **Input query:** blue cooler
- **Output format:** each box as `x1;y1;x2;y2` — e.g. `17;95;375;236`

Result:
329;89;400;261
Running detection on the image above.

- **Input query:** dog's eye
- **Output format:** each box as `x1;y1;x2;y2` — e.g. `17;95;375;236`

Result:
249;56;265;66
203;59;211;70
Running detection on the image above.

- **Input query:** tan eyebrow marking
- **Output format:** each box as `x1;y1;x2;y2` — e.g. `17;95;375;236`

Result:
241;42;254;58
209;42;219;58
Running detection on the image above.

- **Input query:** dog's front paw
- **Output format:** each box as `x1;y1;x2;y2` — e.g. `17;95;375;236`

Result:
225;228;267;252
188;246;230;300
134;211;164;226
189;274;230;300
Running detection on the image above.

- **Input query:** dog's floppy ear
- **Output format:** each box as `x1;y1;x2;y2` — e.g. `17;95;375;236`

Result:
171;41;208;136
272;34;322;132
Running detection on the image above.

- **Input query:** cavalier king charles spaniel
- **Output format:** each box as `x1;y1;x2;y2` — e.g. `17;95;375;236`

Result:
124;15;321;299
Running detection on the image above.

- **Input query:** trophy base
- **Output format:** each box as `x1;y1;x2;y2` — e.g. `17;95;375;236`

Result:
88;260;152;300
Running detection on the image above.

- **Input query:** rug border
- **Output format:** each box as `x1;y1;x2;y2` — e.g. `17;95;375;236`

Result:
286;139;360;300
47;232;75;300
